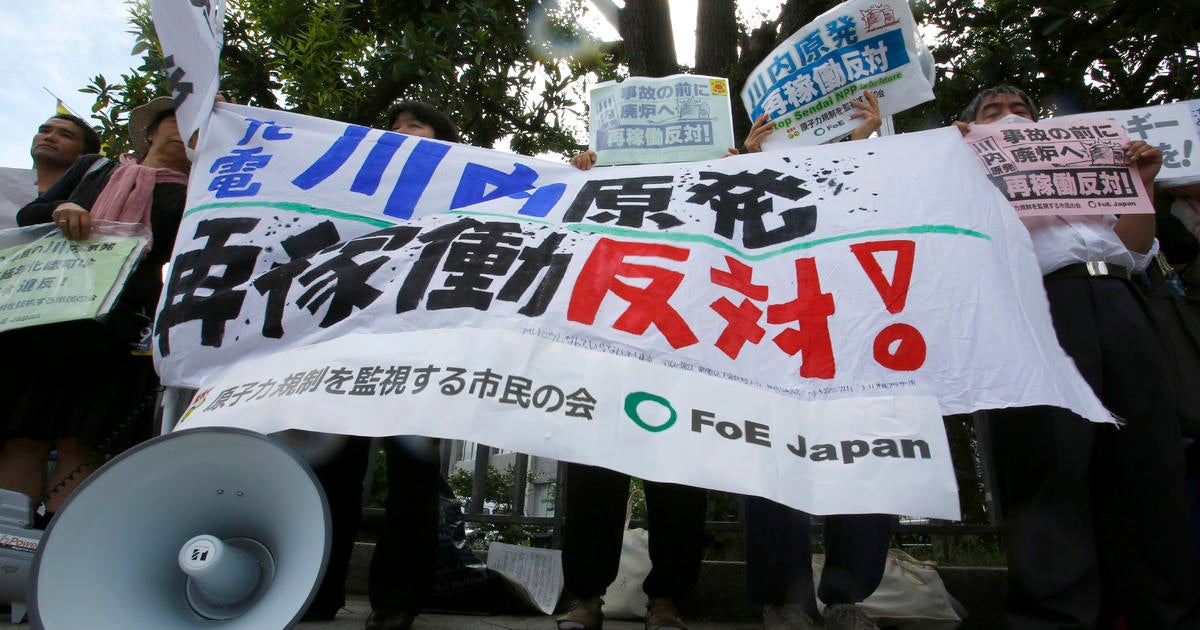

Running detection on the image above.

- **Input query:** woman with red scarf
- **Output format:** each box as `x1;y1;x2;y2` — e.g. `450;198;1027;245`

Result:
0;96;189;528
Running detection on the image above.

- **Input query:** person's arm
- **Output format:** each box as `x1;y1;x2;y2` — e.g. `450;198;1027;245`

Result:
1113;140;1163;254
17;155;97;226
848;90;882;141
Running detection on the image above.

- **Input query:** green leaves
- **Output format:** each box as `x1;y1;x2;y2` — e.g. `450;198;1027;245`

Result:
919;0;1199;127
81;0;600;158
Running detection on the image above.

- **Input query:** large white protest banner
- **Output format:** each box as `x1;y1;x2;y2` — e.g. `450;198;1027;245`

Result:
740;0;934;149
178;330;961;517
589;74;735;166
159;105;1105;421
965;118;1155;217
1052;99;1200;187
149;0;226;142
153;98;1113;516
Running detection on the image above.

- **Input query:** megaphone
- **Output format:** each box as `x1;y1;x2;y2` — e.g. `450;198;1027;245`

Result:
0;489;40;623
29;427;330;629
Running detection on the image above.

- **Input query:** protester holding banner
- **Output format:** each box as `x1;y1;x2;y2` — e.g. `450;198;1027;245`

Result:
555;463;706;630
0;96;188;527
558;87;713;630
960;85;1200;628
737;91;892;630
303;100;459;630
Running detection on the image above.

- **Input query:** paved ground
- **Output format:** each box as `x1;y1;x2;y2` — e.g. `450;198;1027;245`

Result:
297;596;762;629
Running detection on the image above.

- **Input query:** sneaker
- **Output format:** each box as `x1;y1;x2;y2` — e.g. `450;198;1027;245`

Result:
763;603;815;630
823;604;878;630
556;596;603;630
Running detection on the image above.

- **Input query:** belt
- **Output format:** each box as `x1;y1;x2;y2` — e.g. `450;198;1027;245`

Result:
1044;261;1129;280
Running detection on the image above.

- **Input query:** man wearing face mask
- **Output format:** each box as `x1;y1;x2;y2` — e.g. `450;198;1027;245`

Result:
958;85;1200;628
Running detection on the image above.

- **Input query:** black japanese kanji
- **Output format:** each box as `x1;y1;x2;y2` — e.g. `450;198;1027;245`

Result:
564;176;683;230
157;218;261;354
687;169;818;249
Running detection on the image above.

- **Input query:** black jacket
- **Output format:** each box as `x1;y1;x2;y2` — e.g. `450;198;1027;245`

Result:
18;154;187;343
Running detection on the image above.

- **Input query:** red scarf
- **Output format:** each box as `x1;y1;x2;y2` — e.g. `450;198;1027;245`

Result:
89;154;188;236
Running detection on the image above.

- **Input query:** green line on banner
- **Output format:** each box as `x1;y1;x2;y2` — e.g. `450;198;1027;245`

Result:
185;202;397;228
184;202;989;261
565;224;993;261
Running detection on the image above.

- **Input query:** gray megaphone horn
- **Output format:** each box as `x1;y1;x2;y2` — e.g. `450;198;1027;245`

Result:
28;427;330;629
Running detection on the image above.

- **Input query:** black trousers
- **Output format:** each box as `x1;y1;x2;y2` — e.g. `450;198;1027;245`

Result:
560;463;708;601
743;496;892;606
309;435;442;615
989;276;1200;629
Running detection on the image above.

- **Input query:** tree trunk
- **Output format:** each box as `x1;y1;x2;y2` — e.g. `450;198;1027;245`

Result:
619;0;679;78
695;0;738;77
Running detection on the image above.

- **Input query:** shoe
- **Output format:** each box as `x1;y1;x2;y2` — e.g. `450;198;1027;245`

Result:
823;603;878;630
556;596;603;630
365;608;416;630
763;603;815;630
645;597;687;630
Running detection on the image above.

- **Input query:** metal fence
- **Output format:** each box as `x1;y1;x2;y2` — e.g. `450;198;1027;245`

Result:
364;413;1008;563
160;388;1006;563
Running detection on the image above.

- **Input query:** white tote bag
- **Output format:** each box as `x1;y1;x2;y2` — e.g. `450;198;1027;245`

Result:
601;490;650;619
814;548;963;629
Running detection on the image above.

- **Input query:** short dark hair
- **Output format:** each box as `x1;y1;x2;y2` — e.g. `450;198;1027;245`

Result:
959;85;1038;122
385;100;460;143
50;113;101;154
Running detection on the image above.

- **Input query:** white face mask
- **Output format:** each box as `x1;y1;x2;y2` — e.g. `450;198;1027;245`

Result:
993;113;1034;125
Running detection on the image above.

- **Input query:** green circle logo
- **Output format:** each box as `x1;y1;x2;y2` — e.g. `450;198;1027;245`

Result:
624;392;677;432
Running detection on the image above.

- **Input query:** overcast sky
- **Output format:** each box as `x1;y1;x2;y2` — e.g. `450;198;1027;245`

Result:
0;1;781;169
0;0;141;168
